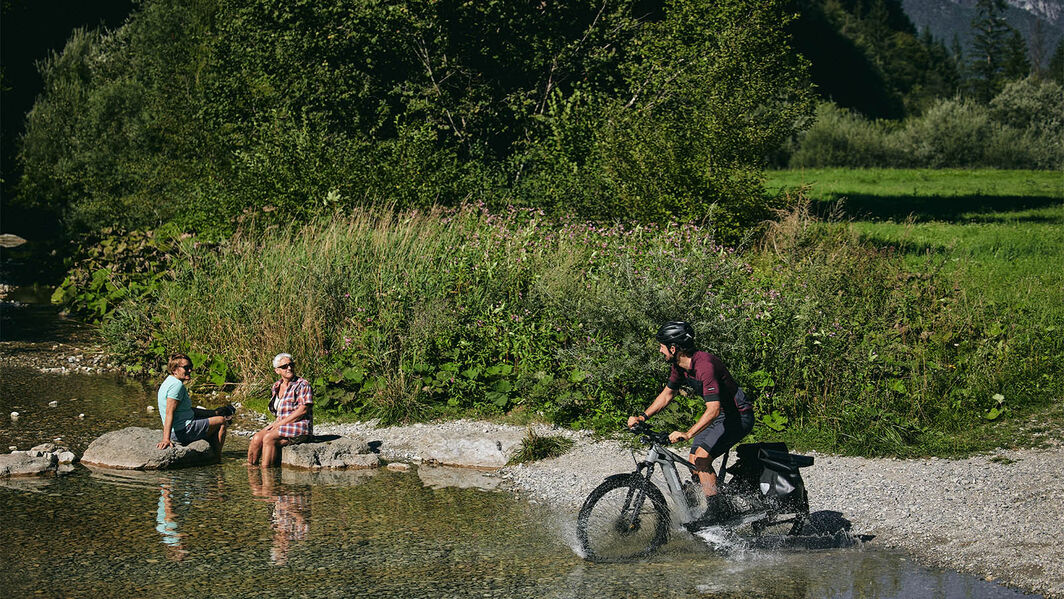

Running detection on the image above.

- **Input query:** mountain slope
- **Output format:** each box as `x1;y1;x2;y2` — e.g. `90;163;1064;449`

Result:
902;0;1063;66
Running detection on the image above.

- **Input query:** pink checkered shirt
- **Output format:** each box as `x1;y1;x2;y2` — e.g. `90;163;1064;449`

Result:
271;377;313;437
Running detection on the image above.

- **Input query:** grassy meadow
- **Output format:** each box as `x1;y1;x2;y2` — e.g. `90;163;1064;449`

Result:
766;168;1064;451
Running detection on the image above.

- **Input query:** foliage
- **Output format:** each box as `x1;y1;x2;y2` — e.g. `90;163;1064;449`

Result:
55;202;1063;456
507;429;576;465
968;0;1029;102
50;228;181;321
16;0;813;243
783;78;1064;169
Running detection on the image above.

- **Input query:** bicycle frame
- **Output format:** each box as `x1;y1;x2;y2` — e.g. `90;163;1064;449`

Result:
633;440;706;525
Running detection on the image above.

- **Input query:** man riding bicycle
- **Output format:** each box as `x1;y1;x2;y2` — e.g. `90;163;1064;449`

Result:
626;321;754;519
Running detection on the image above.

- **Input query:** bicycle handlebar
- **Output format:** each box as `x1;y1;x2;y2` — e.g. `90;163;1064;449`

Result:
627;421;673;445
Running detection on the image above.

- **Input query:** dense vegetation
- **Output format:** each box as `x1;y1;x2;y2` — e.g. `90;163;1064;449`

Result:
15;0;812;243
780;77;1064;169
19;2;1063;456
49;195;1062;456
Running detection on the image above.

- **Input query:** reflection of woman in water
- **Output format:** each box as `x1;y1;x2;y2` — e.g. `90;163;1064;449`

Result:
154;471;225;561
248;468;311;565
156;482;189;560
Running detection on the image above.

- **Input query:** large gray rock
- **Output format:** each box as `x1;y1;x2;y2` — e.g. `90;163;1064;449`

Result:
0;452;57;477
417;464;501;491
81;427;216;470
280;436;379;470
367;423;527;469
420;437;514;469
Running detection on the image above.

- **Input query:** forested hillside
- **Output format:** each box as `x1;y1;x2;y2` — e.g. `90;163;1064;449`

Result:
13;0;813;241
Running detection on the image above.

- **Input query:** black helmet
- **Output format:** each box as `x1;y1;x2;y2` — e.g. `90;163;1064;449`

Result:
656;321;695;353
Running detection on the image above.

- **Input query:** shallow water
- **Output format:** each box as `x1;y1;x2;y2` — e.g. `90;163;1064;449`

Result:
0;299;1043;598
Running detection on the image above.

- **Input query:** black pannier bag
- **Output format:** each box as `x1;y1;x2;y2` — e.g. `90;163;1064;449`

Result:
728;442;814;512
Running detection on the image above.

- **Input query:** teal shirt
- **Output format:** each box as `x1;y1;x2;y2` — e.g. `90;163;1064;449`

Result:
157;375;194;432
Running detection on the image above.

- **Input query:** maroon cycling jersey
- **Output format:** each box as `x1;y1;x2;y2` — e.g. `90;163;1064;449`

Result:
666;350;751;415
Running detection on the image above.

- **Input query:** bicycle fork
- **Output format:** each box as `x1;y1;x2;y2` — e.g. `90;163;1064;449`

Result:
619;462;657;530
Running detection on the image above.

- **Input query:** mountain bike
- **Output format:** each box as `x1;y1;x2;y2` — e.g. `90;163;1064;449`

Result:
575;422;814;562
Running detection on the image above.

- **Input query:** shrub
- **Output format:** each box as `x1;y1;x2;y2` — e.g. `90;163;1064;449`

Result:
55;202;1062;455
787;103;901;168
508;429;576;464
785;86;1064;170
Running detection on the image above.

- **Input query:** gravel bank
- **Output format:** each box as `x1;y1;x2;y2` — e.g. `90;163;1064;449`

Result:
319;419;1063;598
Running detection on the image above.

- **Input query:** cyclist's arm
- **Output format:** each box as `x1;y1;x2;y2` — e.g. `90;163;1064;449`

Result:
628;386;678;427
680;399;721;440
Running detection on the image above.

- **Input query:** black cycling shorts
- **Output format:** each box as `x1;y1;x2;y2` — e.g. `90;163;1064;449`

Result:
690;409;754;460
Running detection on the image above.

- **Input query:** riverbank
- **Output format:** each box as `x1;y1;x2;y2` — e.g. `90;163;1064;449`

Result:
317;419;1064;599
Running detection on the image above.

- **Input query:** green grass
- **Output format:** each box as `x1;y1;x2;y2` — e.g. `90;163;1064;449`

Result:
66;174;1064;457
766;168;1063;223
766;168;1064;453
766;168;1063;201
767;168;1064;312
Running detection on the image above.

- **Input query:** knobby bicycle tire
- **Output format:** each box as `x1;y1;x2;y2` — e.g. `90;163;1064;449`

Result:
576;475;670;562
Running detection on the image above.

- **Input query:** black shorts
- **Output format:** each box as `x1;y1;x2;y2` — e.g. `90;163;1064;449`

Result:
690;409;754;459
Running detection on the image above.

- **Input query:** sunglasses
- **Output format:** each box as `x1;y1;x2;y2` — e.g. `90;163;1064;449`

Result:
179;364;194;371
277;362;295;370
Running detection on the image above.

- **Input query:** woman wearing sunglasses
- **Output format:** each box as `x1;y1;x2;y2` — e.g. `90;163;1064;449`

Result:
156;353;236;458
247;353;314;467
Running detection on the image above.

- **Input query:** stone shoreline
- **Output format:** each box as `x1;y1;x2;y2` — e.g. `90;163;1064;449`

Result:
318;419;1063;599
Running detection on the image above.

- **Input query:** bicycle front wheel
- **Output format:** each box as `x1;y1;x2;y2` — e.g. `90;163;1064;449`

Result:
576;475;670;562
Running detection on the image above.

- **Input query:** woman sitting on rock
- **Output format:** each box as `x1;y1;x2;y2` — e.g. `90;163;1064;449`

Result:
156;353;235;459
247;353;313;467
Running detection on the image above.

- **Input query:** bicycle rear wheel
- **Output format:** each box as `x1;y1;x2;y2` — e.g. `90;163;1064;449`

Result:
576;475;670;562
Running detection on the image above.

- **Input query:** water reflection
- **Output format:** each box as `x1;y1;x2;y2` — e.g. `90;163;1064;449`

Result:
156;481;189;560
248;467;311;565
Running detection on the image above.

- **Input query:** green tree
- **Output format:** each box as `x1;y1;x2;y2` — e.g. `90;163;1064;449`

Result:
18;0;813;240
1050;40;1064;85
968;0;1024;102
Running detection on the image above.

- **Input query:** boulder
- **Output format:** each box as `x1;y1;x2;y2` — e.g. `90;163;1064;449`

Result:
81;427;216;470
280;435;379;470
0;452;57;477
420;438;515;469
374;424;526;468
417;464;502;491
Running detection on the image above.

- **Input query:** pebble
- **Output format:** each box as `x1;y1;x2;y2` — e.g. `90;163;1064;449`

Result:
10;412;18;420
48;401;58;407
78;413;86;419
147;406;155;412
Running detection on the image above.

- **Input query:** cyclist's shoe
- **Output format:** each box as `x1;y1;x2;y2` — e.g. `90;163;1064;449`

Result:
689;495;740;529
682;480;704;510
216;404;237;419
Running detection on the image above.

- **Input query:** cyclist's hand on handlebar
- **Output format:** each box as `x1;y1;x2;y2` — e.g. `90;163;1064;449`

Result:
626;415;642;429
668;431;689;444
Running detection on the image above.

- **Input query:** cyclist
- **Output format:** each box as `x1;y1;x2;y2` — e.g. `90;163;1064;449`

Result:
626;321;754;519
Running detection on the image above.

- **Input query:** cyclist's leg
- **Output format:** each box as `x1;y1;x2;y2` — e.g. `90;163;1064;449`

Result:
689;419;727;496
689;446;718;496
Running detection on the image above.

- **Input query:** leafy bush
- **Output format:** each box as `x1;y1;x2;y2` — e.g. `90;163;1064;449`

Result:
786;103;902;168
62;203;1061;455
785;81;1064;170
